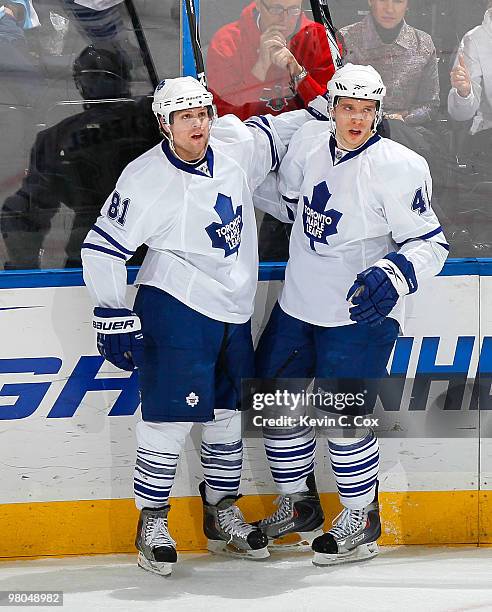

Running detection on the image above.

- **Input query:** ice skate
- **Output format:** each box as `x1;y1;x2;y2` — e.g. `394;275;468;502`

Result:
255;473;325;550
312;494;381;566
135;506;177;576
199;482;269;560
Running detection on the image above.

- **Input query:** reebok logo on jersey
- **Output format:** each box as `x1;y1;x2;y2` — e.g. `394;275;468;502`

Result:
206;193;243;257
186;392;199;407
302;181;342;252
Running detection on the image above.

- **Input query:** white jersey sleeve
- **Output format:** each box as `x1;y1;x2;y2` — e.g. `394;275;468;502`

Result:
81;159;160;308
243;109;312;190
276;122;323;221
248;112;316;222
378;148;449;283
252;172;296;223
212;110;313;219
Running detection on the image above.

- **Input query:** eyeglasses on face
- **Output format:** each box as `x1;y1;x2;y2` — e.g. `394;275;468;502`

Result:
260;0;302;17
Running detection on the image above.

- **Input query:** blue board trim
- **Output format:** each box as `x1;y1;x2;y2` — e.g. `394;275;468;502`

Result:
0;259;491;289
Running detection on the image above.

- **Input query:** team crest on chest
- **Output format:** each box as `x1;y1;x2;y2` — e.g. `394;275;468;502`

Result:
206;193;243;257
302;181;342;252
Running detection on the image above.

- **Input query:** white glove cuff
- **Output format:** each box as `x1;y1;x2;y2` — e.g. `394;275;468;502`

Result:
373;258;409;297
93;313;142;334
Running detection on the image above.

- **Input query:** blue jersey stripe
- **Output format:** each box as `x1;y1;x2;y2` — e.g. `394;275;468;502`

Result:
282;195;299;204
81;243;127;260
91;225;135;255
396;226;445;247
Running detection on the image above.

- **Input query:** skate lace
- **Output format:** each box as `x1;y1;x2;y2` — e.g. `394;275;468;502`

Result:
261;495;293;526
145;515;176;548
329;508;366;539
217;505;254;542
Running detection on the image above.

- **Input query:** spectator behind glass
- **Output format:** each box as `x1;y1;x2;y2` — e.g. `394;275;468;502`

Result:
62;0;125;49
207;0;340;262
448;2;492;168
446;1;492;253
339;0;440;125
0;0;43;106
206;0;338;120
338;0;454;239
0;46;160;269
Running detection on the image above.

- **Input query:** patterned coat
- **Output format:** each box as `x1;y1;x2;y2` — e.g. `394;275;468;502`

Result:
340;15;440;125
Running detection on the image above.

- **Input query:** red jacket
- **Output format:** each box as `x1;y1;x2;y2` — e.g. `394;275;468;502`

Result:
207;2;338;119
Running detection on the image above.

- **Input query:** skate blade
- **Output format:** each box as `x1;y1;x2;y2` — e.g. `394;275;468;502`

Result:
313;541;379;566
207;539;270;560
137;552;174;576
268;529;324;552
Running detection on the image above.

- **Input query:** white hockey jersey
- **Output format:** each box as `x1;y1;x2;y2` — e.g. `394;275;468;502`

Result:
81;111;311;323
261;121;449;328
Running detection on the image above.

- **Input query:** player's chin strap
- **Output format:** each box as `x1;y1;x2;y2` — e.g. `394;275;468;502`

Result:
164;130;208;166
158;108;215;167
333;123;378;154
329;99;383;153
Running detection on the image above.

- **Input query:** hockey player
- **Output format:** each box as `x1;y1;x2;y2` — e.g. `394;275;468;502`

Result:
81;76;324;576
254;64;449;565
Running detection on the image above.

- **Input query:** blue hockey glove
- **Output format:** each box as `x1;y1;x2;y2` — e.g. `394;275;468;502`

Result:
346;252;417;326
93;307;144;371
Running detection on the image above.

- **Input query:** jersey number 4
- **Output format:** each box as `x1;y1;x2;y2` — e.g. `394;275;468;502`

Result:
108;191;130;226
411;187;428;215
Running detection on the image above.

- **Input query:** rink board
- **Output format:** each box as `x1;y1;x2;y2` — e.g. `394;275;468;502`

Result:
0;266;491;557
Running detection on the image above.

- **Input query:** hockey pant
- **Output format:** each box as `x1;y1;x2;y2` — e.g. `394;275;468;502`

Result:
133;285;254;422
255;303;398;508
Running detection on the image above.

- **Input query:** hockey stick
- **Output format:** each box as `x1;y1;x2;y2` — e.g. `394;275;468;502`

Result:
184;0;207;87
309;0;343;70
124;0;159;88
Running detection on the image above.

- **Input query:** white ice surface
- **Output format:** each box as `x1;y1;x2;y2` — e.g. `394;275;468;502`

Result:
1;547;492;612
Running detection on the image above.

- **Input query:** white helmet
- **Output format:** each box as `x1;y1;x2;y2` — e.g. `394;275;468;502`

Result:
327;64;386;135
152;76;215;126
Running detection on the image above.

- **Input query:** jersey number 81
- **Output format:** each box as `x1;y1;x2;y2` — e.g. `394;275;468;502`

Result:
108;191;131;226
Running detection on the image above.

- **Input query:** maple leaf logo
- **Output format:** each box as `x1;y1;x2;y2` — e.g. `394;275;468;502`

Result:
186;392;199;407
206;193;243;257
302;181;342;251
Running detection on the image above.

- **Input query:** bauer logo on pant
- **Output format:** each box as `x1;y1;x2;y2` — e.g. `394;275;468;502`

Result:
186;392;200;407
